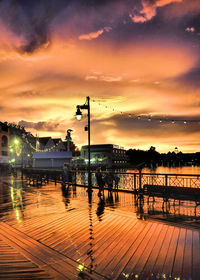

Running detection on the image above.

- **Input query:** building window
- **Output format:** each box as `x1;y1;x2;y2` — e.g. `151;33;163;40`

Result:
1;136;8;157
2;135;8;147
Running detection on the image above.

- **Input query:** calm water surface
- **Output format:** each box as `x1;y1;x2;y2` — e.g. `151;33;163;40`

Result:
130;166;200;175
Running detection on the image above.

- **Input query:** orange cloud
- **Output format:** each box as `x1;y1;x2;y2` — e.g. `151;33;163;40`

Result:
78;26;112;41
130;0;183;23
79;29;104;41
85;73;122;82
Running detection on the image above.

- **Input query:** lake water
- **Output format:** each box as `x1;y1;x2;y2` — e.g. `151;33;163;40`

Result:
129;166;200;175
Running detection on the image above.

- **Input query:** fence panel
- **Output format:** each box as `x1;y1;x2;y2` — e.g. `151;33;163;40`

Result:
75;171;200;191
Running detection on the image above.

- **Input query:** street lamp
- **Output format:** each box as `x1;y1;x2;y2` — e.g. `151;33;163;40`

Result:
75;96;92;192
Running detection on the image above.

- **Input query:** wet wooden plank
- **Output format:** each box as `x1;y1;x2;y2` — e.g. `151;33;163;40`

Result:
60;211;122;257
151;225;175;277
118;222;158;279
140;224;169;279
128;223;164;278
50;260;102;280
50;211;99;249
20;214;68;235
1;222;72;265
83;216;135;268
182;229;193;279
192;231;200;280
30;210;86;238
0;272;53;280
38;212;91;245
72;215;131;261
45;223;93;253
162;227;180;277
0;238;54;279
0;222;105;280
172;227;186;278
114;222;155;279
0;226;48;267
92;218;140;274
98;221;147;278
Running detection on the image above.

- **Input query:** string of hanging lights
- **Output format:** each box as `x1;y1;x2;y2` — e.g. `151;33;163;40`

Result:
23;135;63;152
3;122;64;152
91;99;200;125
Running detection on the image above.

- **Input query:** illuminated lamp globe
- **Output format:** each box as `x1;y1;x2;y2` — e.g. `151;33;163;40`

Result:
75;107;82;121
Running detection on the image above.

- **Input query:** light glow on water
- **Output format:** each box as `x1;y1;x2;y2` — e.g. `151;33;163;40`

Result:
141;166;200;175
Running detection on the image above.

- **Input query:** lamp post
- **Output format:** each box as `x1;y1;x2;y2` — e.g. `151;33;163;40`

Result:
14;138;19;168
75;96;92;192
21;134;25;179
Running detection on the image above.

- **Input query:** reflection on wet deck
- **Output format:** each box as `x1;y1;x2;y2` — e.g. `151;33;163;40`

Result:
0;176;200;279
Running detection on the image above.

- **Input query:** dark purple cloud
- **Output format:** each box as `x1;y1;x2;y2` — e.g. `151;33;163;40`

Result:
0;0;71;53
0;0;199;54
93;112;200;137
175;67;200;87
18;120;61;132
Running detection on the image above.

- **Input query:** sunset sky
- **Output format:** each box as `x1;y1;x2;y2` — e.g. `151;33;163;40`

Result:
0;0;200;152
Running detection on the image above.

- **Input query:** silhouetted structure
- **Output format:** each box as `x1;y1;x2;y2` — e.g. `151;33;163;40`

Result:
126;147;200;167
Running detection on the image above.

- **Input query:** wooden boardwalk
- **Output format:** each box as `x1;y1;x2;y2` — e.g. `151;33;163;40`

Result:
0;222;102;279
0;235;54;280
0;178;200;279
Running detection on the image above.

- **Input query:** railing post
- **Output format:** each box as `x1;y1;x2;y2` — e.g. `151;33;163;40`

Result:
165;175;168;186
21;168;24;180
134;173;137;192
139;170;142;191
74;169;77;185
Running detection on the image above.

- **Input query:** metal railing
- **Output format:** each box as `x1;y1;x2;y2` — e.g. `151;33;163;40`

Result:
75;170;200;191
22;168;200;190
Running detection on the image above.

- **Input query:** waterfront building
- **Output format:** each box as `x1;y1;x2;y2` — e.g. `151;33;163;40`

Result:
33;136;73;168
32;151;72;169
80;144;128;168
0;122;9;165
30;131;78;168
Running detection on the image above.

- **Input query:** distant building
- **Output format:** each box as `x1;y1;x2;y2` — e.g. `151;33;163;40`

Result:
32;151;72;169
37;137;52;151
52;139;66;151
37;130;77;155
0;122;79;168
80;144;128;168
37;137;65;152
0;122;9;164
